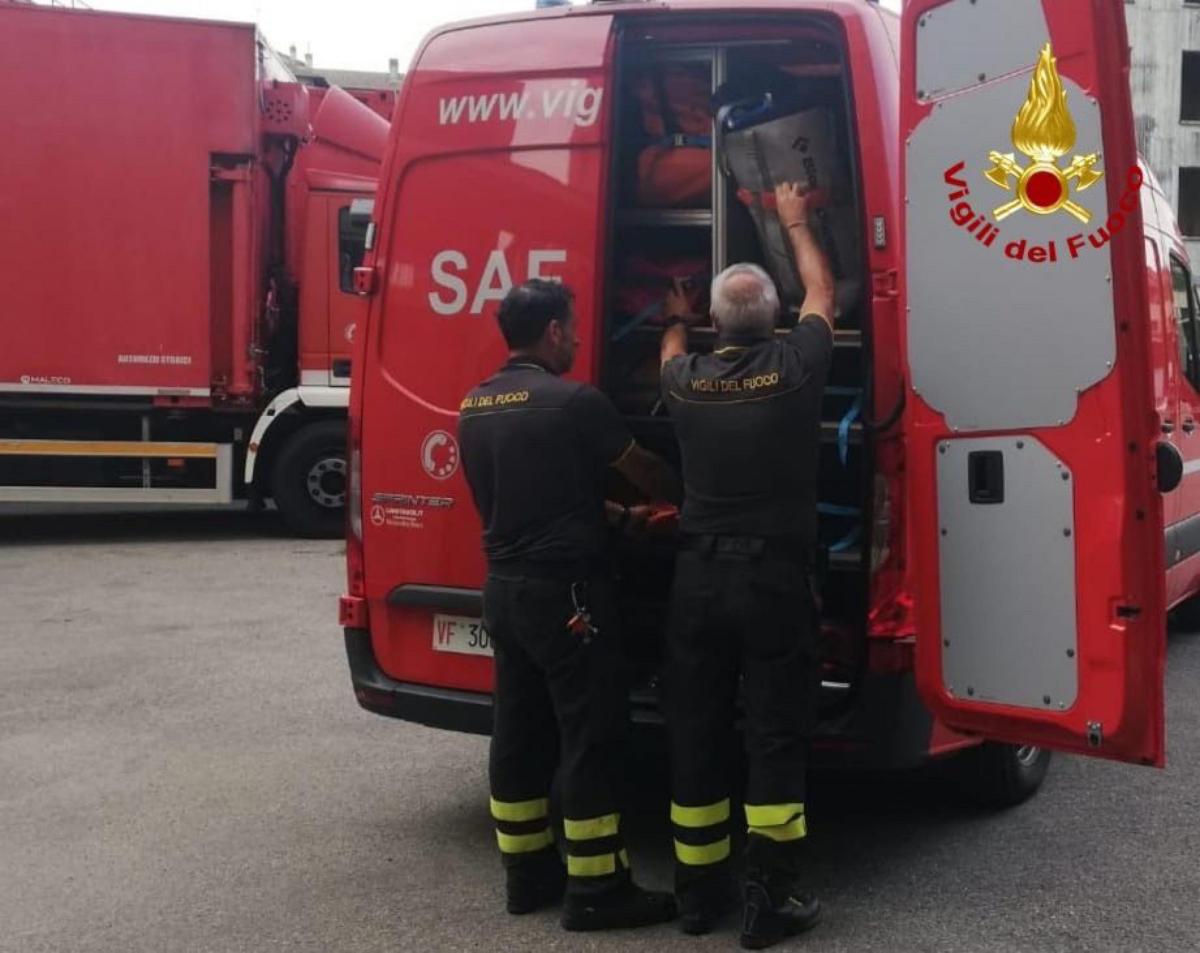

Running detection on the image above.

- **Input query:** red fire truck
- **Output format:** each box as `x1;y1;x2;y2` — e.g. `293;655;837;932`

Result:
341;0;1194;801
0;4;386;536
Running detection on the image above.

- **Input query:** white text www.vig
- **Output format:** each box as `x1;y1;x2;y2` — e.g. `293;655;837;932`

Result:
437;84;604;127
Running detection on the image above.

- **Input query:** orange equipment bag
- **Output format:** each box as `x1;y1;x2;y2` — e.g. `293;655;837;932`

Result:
632;64;713;208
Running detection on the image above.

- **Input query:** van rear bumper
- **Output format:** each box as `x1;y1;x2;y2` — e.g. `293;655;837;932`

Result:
344;626;494;734
344;627;939;770
342;626;671;736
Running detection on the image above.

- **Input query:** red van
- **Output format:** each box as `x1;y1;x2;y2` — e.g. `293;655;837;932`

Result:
340;0;1186;804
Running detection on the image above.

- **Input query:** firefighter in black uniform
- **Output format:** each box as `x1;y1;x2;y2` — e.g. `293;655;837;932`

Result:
458;279;680;932
658;183;836;948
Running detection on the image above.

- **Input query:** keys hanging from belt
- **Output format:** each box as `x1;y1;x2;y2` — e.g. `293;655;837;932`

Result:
567;581;598;644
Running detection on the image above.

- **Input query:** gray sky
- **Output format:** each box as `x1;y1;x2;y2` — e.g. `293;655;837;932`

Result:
90;0;902;74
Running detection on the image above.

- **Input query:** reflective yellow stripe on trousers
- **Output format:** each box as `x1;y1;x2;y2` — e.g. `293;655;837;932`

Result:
744;802;807;842
567;849;629;877
490;796;549;823
496;829;554;854
670;798;730;828
674;836;731;866
563;813;619;841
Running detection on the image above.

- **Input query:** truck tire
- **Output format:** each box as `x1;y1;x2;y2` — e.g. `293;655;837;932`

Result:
949;742;1051;810
271;420;348;538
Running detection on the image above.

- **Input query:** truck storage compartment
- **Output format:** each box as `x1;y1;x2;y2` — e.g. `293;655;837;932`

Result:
602;18;870;708
0;7;261;400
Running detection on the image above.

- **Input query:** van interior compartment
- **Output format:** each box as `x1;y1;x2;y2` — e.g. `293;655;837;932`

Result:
602;18;870;707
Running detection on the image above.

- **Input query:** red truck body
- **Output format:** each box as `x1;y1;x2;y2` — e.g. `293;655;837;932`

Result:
343;0;1191;781
310;85;400;123
0;4;386;535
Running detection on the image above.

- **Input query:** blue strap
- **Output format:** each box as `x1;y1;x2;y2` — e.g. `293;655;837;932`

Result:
818;503;862;555
837;392;863;466
611;302;665;342
720;94;777;132
829;522;862;554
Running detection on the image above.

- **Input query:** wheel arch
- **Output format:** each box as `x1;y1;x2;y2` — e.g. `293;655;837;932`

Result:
246;387;349;496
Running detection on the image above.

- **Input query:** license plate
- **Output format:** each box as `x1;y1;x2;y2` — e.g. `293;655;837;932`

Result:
432;614;494;657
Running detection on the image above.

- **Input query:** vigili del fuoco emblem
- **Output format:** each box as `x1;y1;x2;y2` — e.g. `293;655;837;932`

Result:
984;42;1104;224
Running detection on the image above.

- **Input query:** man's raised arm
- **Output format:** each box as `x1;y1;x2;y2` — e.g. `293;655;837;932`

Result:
775;182;835;330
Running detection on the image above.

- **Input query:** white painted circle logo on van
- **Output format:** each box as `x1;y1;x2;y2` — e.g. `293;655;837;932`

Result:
421;431;459;481
370;504;386;527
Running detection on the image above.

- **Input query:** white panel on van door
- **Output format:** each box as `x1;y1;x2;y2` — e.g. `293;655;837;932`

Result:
937;436;1078;710
915;0;1048;101
906;77;1115;431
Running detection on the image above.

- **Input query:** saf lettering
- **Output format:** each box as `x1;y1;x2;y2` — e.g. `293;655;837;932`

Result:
429;248;569;316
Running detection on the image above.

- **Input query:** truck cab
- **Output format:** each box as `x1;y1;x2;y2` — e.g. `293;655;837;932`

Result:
342;0;1173;785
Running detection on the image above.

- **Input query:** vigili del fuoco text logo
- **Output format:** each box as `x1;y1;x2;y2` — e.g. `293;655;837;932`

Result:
942;43;1142;265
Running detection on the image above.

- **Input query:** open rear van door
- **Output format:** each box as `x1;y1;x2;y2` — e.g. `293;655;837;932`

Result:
900;0;1166;765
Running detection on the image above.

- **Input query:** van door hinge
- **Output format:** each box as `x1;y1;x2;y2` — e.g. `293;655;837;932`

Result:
871;268;899;297
1086;721;1103;748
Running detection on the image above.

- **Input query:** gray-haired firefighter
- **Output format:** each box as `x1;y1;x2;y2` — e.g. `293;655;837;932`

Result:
658;183;836;949
457;279;680;932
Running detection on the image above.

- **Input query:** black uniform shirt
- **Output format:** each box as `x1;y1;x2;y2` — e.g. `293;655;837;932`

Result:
458;358;634;567
661;315;834;544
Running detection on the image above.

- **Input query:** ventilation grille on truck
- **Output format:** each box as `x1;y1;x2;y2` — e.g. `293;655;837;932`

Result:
260;82;309;136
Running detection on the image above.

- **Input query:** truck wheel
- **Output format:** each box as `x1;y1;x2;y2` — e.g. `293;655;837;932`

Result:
271;420;347;538
949;742;1051;809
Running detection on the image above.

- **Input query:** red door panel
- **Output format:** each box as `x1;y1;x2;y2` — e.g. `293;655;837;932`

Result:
901;0;1165;765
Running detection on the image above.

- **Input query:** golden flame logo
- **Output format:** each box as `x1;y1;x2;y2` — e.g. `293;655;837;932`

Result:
984;43;1103;223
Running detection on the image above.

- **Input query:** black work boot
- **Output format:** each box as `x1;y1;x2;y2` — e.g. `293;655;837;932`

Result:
677;870;738;936
739;878;822;950
561;882;678;932
505;847;566;915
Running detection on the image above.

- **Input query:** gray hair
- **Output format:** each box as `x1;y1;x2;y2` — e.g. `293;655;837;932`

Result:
710;263;780;337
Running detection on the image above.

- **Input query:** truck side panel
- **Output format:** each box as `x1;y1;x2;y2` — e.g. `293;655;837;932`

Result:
0;7;258;398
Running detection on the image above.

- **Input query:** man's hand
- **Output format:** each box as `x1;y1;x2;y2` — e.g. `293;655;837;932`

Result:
775;182;835;328
775;182;816;230
613;444;682;505
626;504;652;534
661;279;702;368
662;279;705;326
604;501;653;535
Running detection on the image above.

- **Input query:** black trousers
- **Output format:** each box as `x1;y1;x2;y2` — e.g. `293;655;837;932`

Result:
484;570;631;896
663;545;818;904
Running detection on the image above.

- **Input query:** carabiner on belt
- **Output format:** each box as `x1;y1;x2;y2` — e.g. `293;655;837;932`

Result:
566;581;598;644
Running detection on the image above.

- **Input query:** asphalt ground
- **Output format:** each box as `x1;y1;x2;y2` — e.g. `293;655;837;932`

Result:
1;508;1198;953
